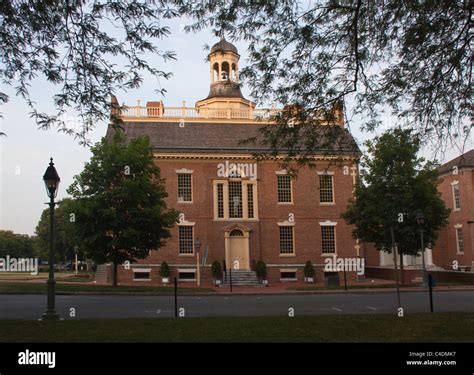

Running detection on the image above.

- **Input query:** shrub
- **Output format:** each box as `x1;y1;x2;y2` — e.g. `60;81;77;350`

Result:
255;260;267;280
211;260;222;279
159;261;170;278
304;261;315;278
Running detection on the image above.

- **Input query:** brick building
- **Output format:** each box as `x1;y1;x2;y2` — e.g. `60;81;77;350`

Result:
432;149;474;271
364;149;474;281
105;38;361;286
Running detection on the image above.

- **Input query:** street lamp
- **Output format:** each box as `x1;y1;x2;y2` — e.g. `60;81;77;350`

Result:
194;238;202;286
416;211;428;287
41;158;61;320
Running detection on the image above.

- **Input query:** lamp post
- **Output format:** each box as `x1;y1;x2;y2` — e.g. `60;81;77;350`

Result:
416;212;428;287
41;158;61;320
195;238;202;286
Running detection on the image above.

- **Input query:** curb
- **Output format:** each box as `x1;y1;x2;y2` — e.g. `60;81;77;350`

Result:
0;287;472;297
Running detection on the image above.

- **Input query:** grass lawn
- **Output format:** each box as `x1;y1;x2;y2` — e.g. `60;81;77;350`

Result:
0;313;472;342
0;282;215;294
0;272;67;280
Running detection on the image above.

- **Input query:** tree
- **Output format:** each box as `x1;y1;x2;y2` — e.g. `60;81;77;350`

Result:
342;128;450;272
34;198;82;263
0;230;36;258
67;130;178;286
178;0;472;157
0;1;177;142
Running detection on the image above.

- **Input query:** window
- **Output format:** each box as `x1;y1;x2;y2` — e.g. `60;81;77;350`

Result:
133;271;150;280
177;173;192;202
452;184;460;210
321;226;336;254
455;227;464;254
229;181;243;218
279;226;294;254
277;175;292;203
217;183;224;218
178;226;194;254
280;271;297;280
178;271;196;280
247;184;254;218
214;180;257;220
319;174;334;203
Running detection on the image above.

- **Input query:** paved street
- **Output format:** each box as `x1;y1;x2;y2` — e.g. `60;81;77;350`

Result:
0;291;473;320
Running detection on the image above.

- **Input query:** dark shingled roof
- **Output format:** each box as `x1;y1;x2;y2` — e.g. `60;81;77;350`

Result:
210;38;239;55
438;149;474;174
107;121;359;155
206;81;245;100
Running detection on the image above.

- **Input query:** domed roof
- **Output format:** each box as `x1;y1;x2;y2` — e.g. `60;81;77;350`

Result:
210;37;239;55
206;81;244;99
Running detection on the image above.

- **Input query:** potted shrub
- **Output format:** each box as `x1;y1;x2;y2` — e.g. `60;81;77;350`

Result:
160;261;170;285
211;260;222;285
255;260;268;285
304;260;315;283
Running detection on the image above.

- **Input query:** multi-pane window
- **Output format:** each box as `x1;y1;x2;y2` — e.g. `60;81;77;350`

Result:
247;184;254;218
177;173;192;202
217;183;224;218
456;227;464;254
214;180;257;219
319;174;334;203
277;175;292;203
229;181;243;218
279;226;294;254
452;184;461;209
321;226;336;254
178;226;194;254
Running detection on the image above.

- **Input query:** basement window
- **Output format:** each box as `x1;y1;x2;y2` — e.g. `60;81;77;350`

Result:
280;269;297;281
133;268;151;281
178;268;196;281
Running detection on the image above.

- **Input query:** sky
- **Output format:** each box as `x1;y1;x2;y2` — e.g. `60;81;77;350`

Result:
0;19;471;236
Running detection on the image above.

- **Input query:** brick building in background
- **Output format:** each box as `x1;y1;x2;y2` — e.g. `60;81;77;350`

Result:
432;149;474;271
364;149;474;283
102;38;361;286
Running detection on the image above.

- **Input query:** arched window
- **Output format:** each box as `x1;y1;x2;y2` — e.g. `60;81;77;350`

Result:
229;229;244;237
213;62;219;82
231;63;237;81
221;61;230;80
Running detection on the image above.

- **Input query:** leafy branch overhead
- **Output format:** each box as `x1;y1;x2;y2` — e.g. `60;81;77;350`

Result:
0;1;177;144
178;0;472;153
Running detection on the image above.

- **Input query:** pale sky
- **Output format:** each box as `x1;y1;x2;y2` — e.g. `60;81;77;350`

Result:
0;20;471;236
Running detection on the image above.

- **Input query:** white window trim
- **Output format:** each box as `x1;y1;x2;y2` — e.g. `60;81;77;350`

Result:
177;268;197;281
319;173;335;204
320;224;337;256
177;220;195;226
319;220;337;226
279;268;298;281
132;268;151;281
277;174;293;204
317;171;335;175
275;170;289;175
277;220;295;226
451;182;460;211
455;225;464;254
213;179;258;220
177;171;193;204
176;168;194;174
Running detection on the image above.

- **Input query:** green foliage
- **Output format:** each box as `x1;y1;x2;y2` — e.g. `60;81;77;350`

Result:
0;1;178;142
255;260;267;279
211;260;222;279
35;198;82;262
67;130;178;285
159;261;170;278
342;128;450;255
0;230;36;258
303;261;315;278
179;0;472;154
